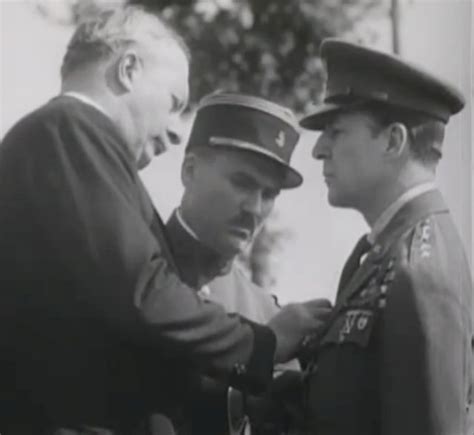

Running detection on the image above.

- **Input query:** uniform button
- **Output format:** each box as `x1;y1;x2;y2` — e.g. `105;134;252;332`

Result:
233;363;247;376
372;244;382;255
384;270;396;283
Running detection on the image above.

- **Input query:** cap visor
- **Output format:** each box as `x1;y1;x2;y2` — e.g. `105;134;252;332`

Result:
208;139;303;189
280;165;303;189
299;103;346;131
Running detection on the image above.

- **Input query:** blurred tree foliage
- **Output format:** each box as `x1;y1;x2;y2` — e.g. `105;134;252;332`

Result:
130;0;382;113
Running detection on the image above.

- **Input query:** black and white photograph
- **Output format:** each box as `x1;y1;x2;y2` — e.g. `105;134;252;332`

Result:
0;0;472;434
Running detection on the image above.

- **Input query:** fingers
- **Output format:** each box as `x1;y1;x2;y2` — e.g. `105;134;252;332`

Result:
301;300;332;326
268;299;334;363
302;298;333;310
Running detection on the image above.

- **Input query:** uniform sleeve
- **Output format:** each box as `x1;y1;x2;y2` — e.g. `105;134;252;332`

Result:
20;114;275;393
379;221;471;435
210;268;300;372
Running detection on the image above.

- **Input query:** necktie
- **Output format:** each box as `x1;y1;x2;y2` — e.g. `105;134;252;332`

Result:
337;234;372;295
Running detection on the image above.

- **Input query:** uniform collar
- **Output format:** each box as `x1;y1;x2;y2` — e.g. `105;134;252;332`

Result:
166;210;232;289
367;182;437;245
368;188;448;262
336;189;449;305
62;91;110;118
175;208;200;240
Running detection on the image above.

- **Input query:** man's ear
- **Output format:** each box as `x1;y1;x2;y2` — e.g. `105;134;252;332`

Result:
116;49;141;92
181;152;197;187
385;122;408;157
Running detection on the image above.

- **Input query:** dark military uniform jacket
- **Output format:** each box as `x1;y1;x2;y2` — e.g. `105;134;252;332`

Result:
166;213;301;435
306;189;472;435
165;212;280;435
0;96;275;432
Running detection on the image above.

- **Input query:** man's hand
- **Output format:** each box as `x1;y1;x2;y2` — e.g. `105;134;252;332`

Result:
267;299;332;363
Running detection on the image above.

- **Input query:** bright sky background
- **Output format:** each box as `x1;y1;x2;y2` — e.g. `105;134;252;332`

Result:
1;0;472;303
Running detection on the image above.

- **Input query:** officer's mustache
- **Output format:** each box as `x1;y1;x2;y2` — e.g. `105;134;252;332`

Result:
227;213;258;235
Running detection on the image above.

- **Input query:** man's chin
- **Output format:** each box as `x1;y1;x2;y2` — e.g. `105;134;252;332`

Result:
222;237;251;257
327;190;354;209
328;194;345;208
137;145;168;170
327;186;341;205
207;237;244;259
137;152;153;170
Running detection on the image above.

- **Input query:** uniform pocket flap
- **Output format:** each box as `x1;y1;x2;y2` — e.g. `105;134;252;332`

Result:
321;309;375;347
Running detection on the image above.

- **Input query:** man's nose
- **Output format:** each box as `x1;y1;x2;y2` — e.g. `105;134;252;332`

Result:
313;133;330;160
242;191;263;216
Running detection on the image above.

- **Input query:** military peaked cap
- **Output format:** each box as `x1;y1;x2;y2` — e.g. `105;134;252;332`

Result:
187;92;303;188
300;38;465;130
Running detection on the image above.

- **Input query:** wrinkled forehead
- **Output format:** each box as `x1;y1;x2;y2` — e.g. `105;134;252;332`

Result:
141;38;190;100
139;36;189;68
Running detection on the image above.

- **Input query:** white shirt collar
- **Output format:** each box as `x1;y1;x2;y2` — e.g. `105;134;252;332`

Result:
174;209;213;296
62;91;110;118
367;182;436;244
175;208;200;241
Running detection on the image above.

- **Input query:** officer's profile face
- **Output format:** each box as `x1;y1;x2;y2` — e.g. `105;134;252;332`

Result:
181;148;282;258
312;110;389;211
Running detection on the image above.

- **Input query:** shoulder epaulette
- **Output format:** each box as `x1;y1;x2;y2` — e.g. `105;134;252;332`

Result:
410;218;433;262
